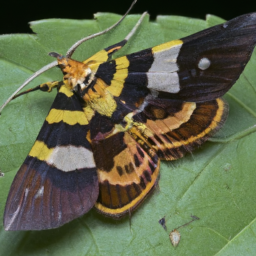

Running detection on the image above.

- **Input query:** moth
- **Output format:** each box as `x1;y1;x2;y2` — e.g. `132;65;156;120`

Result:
1;2;256;230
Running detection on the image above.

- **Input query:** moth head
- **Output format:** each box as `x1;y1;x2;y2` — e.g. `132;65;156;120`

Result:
49;52;92;92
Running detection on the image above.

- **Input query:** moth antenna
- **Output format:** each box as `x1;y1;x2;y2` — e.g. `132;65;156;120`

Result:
66;0;137;58
125;11;148;41
0;60;58;114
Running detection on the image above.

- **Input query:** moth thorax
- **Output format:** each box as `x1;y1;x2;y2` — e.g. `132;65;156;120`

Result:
72;67;94;92
57;57;92;91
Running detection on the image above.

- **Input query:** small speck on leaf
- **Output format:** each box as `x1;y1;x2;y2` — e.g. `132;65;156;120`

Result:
158;217;167;230
169;229;181;247
223;163;232;172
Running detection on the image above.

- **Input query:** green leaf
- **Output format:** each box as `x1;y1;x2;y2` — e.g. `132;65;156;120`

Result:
1;13;256;256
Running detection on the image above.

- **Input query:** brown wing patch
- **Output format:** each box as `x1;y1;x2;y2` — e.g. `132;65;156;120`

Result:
146;102;196;134
92;132;160;218
134;98;228;160
4;157;98;230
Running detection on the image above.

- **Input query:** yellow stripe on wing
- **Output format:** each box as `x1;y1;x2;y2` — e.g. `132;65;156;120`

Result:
46;109;89;125
29;141;53;161
151;39;183;53
106;56;129;97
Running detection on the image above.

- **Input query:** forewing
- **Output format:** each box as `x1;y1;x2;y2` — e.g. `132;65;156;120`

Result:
94;13;256;107
4;85;99;230
169;13;256;101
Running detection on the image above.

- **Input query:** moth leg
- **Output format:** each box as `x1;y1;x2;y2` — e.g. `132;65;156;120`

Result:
12;81;62;100
84;12;148;64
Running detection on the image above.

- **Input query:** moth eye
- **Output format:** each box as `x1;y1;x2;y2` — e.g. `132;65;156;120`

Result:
198;57;211;70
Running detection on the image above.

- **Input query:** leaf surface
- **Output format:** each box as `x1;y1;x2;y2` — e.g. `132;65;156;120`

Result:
0;13;256;256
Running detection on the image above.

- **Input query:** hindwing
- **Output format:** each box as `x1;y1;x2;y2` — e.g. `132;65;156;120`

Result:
133;98;228;160
92;131;159;217
85;108;160;217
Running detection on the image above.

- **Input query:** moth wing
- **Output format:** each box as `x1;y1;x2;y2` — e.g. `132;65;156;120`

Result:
88;113;160;217
133;97;228;160
4;86;98;230
86;98;227;218
170;13;256;101
93;13;256;110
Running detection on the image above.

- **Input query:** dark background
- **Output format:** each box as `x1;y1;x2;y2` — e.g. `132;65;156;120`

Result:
1;0;256;34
